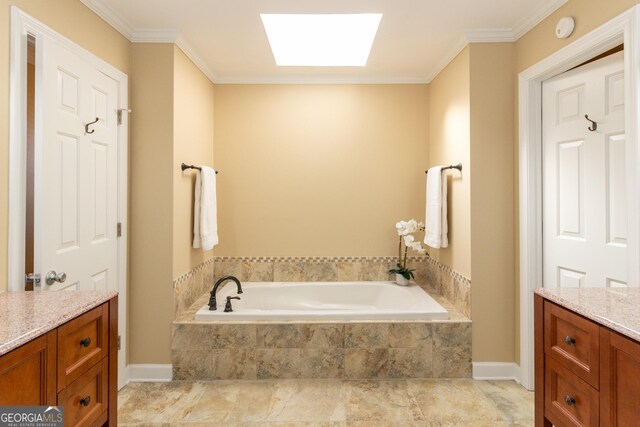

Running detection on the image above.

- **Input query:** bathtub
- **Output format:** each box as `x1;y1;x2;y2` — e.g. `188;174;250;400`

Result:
194;281;449;321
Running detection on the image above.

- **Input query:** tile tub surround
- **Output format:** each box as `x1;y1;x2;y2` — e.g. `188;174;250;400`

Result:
173;257;215;318
210;256;472;318
0;290;118;356
172;291;471;381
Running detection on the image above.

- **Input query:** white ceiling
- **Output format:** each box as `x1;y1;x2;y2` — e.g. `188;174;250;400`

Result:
81;0;568;83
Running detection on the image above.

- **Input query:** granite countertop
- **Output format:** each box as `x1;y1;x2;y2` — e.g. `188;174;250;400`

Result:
535;287;640;342
0;290;117;356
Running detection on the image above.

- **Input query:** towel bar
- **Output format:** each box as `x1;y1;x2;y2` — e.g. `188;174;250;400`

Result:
425;163;462;174
181;163;218;174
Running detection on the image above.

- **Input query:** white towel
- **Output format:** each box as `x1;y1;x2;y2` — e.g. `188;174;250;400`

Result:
424;166;449;249
193;166;218;250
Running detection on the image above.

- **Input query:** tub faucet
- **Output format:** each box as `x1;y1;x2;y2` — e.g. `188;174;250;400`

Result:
209;275;243;311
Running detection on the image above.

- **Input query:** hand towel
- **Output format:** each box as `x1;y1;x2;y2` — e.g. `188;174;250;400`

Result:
193;166;219;250
424;166;449;249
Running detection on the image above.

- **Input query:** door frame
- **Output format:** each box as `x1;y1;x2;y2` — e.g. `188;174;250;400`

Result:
8;7;129;389
518;5;640;390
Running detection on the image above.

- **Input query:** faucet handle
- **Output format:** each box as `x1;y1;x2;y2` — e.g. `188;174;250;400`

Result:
224;296;241;313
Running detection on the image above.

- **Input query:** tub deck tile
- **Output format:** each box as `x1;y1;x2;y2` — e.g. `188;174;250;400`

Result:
301;324;345;348
257;349;301;379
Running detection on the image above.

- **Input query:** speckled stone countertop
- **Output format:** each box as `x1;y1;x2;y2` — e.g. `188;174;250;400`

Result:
0;290;117;356
535;287;640;342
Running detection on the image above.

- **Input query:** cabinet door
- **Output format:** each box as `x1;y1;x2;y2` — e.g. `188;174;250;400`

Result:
600;329;640;426
0;331;57;405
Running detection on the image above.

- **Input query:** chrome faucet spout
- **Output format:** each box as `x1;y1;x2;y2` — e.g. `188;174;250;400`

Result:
209;275;243;311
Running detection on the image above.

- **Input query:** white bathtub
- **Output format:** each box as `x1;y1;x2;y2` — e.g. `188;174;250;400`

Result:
194;281;449;321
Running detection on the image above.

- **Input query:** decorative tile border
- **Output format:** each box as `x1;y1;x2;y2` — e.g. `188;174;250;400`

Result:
173;258;215;319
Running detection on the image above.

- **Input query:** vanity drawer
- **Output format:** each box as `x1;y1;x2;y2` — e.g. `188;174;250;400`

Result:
57;357;108;427
57;304;109;390
544;300;600;388
545;355;599;427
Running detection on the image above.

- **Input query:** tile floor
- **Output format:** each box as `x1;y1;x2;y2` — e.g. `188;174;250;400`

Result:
118;379;534;426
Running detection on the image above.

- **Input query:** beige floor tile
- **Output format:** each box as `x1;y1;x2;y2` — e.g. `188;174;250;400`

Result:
343;380;423;422
118;382;206;424
473;380;534;422
268;422;346;427
268;380;345;422
187;380;273;423
117;383;139;410
407;380;505;424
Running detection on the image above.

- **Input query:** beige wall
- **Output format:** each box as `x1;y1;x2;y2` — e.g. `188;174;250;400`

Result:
172;46;215;278
213;84;429;257
427;48;471;279
512;0;640;364
469;43;515;362
129;44;174;364
0;0;130;292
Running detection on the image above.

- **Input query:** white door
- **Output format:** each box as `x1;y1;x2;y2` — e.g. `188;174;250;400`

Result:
36;36;119;292
542;51;627;288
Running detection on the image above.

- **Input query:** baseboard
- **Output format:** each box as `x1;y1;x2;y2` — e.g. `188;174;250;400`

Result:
127;364;173;382
472;362;521;381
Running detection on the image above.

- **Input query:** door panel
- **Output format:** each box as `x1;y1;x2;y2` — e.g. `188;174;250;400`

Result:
38;37;118;292
543;51;626;288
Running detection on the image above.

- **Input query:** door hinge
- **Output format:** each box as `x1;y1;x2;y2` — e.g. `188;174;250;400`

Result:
117;108;131;125
117;335;121;350
117;222;122;237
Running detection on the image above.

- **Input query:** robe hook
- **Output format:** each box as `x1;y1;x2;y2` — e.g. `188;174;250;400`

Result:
584;115;598;132
85;117;99;134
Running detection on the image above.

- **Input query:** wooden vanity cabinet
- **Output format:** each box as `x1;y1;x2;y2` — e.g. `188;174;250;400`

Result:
535;293;640;427
0;297;117;427
0;331;57;405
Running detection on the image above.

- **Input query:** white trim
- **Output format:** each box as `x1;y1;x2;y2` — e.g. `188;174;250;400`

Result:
512;0;569;40
465;29;516;43
518;5;640;391
127;364;173;382
78;0;134;40
424;35;469;84
175;35;218;83
473;362;521;381
213;75;430;85
131;29;180;43
9;6;130;390
78;0;567;85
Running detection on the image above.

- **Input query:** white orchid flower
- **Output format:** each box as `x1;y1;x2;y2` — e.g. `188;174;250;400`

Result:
406;219;418;233
403;235;415;246
410;242;427;253
396;220;412;236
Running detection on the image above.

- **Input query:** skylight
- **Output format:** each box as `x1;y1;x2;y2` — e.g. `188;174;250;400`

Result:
260;14;382;67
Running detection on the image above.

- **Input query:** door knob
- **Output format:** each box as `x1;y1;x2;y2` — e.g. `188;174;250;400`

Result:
45;270;67;286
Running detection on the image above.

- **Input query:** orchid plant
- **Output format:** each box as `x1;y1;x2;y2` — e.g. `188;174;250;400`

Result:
389;219;429;280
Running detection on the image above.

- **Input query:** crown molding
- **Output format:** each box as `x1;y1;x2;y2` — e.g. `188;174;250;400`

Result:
131;29;179;43
175;35;218;83
424;35;468;84
79;0;134;39
465;28;516;43
425;0;569;83
213;75;429;85
81;0;570;86
512;0;569;40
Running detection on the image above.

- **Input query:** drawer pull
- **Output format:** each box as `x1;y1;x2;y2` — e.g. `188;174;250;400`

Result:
80;337;91;348
79;396;91;407
564;336;576;345
564;395;576;406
